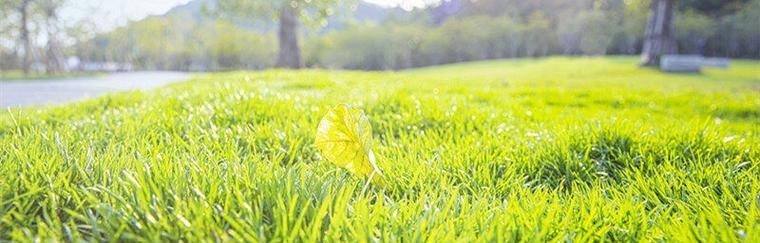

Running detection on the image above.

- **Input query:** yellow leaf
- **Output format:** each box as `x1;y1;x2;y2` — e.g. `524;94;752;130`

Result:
315;104;385;186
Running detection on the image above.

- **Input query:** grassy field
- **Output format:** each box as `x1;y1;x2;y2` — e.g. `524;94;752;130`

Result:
0;70;101;81
1;57;758;241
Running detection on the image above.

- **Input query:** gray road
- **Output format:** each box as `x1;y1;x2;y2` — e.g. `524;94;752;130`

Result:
0;72;191;108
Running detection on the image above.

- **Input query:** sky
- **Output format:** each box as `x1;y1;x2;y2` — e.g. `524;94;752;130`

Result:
60;0;193;32
60;0;439;32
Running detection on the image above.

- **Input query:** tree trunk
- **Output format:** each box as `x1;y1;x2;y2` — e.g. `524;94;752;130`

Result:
19;0;32;75
45;5;65;74
275;6;303;69
640;0;677;66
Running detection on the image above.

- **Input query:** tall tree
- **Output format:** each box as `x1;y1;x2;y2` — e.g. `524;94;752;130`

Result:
640;0;677;66
277;5;300;68
0;0;18;69
42;0;65;74
18;0;33;74
214;0;344;69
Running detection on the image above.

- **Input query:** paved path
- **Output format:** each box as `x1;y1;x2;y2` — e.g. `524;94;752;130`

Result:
0;72;191;108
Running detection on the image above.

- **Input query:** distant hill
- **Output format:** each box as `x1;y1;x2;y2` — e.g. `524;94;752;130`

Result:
164;0;209;21
157;0;411;33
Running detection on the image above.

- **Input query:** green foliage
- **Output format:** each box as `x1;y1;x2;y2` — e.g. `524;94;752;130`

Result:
706;0;760;58
675;10;716;54
577;10;616;55
84;16;276;71
1;57;759;241
3;0;760;72
204;21;277;70
53;0;760;72
308;15;560;70
309;23;397;69
608;1;649;54
305;0;757;70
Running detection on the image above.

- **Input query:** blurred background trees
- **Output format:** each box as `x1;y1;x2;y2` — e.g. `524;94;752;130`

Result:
1;0;78;74
1;0;759;73
212;0;346;69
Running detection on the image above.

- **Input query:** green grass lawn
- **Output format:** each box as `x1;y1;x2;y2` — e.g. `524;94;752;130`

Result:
1;56;758;241
0;70;101;81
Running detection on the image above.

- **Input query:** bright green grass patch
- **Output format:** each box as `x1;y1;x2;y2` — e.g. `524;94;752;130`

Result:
1;57;759;241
